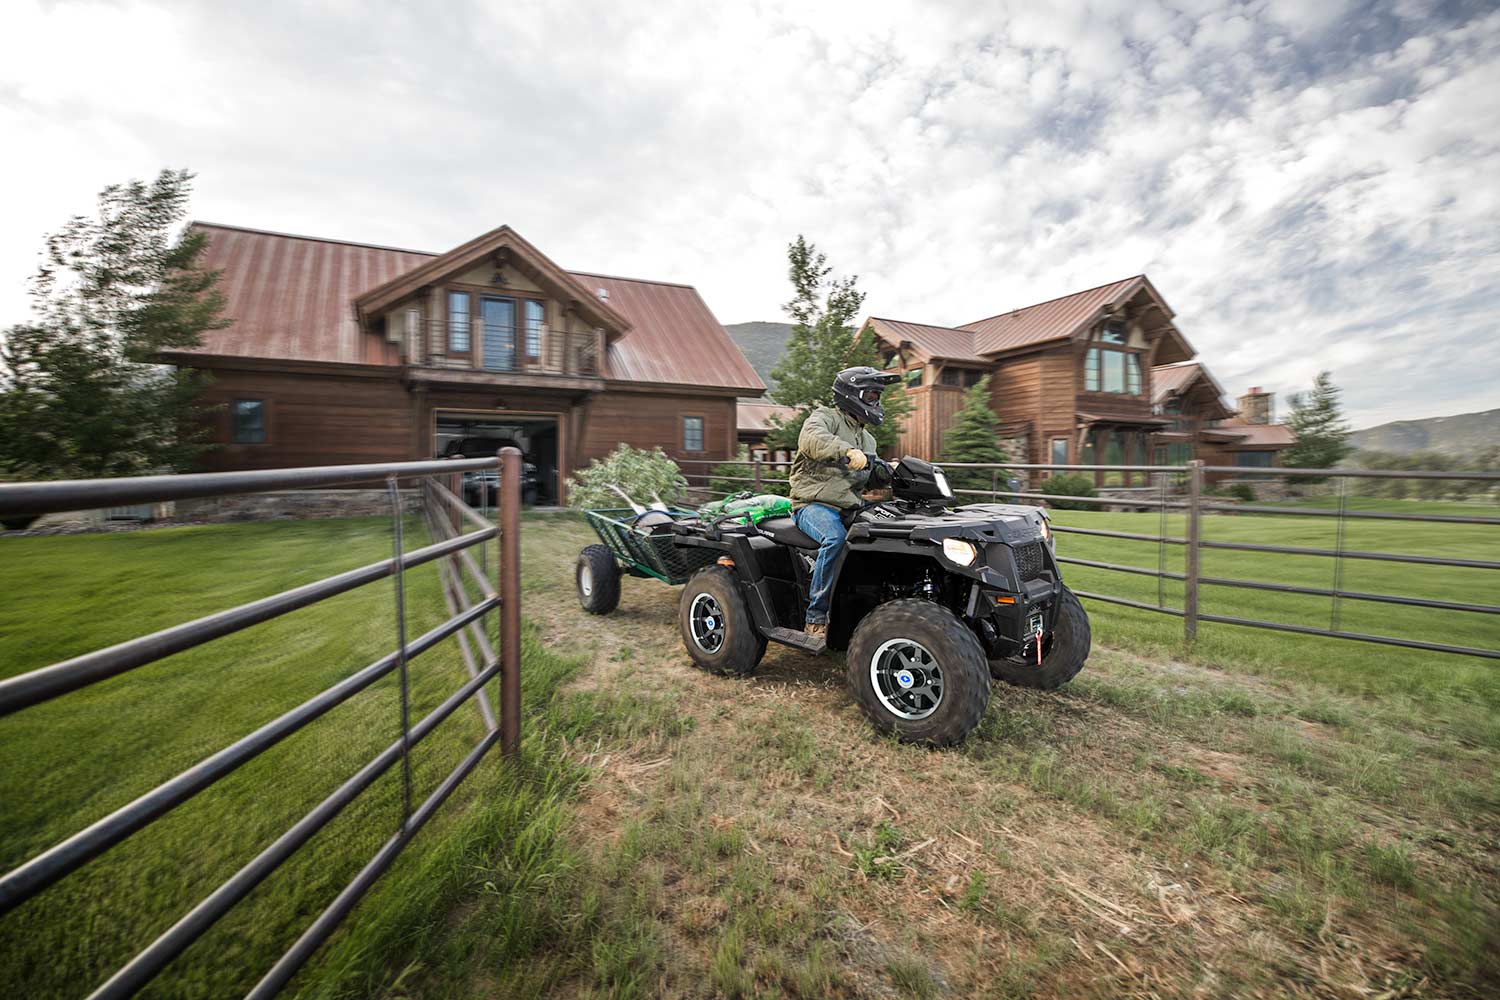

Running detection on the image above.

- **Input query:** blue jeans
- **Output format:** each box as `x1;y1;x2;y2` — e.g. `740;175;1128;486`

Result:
793;503;847;625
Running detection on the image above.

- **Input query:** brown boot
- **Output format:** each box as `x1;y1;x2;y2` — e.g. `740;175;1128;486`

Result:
805;622;827;637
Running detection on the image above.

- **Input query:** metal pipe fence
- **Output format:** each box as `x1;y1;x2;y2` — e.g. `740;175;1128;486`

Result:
0;449;526;997
684;457;1499;660
954;460;1498;659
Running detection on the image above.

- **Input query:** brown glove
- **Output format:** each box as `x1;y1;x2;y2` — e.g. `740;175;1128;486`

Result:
845;448;868;470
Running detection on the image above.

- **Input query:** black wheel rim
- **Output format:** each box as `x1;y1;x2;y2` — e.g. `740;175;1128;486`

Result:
870;638;942;720
689;592;726;654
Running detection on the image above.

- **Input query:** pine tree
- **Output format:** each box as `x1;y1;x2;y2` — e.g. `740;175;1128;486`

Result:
0;169;227;480
1283;370;1352;473
938;375;1008;491
764;236;909;451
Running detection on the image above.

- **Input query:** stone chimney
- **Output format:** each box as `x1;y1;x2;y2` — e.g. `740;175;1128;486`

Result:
1238;386;1274;425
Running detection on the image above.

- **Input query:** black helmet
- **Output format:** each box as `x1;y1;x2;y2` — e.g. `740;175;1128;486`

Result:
832;366;900;426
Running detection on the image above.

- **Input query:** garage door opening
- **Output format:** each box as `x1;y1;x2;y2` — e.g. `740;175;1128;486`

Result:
435;412;560;507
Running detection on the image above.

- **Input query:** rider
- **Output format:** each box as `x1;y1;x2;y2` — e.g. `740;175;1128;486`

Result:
788;366;899;636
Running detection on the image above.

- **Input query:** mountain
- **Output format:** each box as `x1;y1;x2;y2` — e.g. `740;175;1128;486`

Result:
724;321;793;396
1351;408;1500;456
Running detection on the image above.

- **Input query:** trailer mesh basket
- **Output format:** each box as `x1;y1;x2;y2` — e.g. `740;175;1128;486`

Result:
584;508;719;585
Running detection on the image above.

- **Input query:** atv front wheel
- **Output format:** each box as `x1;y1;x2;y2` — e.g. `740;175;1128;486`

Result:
678;565;767;676
576;544;621;615
847;599;991;747
988;586;1090;689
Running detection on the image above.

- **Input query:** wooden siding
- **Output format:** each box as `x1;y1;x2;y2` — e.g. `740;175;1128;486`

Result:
983;345;1077;463
195;369;415;472
894;384;965;460
579;392;737;465
192;365;740;506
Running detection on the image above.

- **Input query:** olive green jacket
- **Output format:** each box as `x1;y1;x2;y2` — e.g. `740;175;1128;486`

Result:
789;405;876;510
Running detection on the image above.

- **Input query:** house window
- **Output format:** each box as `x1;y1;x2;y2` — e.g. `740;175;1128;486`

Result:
524;300;544;358
1085;347;1142;394
231;399;266;444
1161;399;1189;432
905;368;923;387
1235;451;1274;468
1168;442;1193;464
683;416;705;451
1050;437;1068;467
941;367;983;388
448;292;470;353
1099;319;1127;345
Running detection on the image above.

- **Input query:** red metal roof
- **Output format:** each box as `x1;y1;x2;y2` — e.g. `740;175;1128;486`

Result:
864;317;984;363
737;399;798;434
179;223;764;392
576;271;760;390
1216;418;1296;448
960;276;1143;355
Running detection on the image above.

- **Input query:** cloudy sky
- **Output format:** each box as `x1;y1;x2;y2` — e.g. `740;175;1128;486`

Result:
2;0;1497;427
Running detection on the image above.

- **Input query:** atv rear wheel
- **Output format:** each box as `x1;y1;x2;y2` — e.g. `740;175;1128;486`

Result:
678;565;766;676
988;586;1090;689
847;599;991;747
576;544;621;615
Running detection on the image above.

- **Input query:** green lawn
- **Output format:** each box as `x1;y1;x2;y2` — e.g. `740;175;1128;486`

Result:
0;517;585;999
1043;497;1500;717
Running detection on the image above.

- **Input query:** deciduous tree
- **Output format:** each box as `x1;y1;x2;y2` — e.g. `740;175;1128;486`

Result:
765;236;909;451
0;169;227;479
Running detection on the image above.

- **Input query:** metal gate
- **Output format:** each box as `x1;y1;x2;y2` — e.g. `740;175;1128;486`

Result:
0;449;524;997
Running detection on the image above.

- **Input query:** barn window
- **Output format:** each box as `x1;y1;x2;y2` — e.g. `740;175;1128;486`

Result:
1234;451;1274;468
683;416;705;452
448;292;471;353
231;399;266;444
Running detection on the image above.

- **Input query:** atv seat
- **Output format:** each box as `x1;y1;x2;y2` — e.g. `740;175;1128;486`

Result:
757;517;820;549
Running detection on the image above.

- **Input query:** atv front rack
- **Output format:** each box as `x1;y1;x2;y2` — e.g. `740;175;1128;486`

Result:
584;508;718;585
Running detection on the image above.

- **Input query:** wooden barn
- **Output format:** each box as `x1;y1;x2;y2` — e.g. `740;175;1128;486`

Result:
165;223;764;503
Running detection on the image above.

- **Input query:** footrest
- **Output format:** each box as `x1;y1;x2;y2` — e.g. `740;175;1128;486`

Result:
761;626;827;654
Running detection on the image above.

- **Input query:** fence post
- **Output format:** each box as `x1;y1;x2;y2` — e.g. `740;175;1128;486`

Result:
498;447;522;757
991;468;998;503
753;455;762;492
1184;460;1203;644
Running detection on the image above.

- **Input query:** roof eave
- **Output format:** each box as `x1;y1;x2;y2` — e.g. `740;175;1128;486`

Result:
352;224;634;336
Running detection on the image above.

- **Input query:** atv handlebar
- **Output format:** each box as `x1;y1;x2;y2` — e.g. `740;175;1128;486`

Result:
836;451;887;471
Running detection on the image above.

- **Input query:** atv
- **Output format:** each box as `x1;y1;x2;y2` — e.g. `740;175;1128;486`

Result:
575;455;1091;746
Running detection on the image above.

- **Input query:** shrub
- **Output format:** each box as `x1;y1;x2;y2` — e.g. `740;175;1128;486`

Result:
1226;482;1256;503
1039;472;1097;511
565;444;687;510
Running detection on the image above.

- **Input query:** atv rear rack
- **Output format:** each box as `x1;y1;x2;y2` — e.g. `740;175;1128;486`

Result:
584;508;718;585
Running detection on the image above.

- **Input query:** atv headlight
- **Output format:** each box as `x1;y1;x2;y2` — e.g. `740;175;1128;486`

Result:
932;468;954;499
941;538;977;566
1039;518;1052;545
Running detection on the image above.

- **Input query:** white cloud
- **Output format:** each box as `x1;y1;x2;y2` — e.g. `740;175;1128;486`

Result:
0;0;1496;427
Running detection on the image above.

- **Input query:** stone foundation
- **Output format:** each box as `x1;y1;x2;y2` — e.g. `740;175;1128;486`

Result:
172;489;424;523
996;424;1031;492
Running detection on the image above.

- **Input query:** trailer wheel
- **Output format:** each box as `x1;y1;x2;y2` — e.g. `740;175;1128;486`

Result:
988;587;1090;689
847;599;991;747
678;565;766;676
576;544;621;615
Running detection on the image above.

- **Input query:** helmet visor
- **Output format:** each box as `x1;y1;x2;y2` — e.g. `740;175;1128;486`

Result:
859;388;883;404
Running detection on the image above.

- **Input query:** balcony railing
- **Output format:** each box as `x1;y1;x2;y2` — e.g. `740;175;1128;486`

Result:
410;320;602;378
